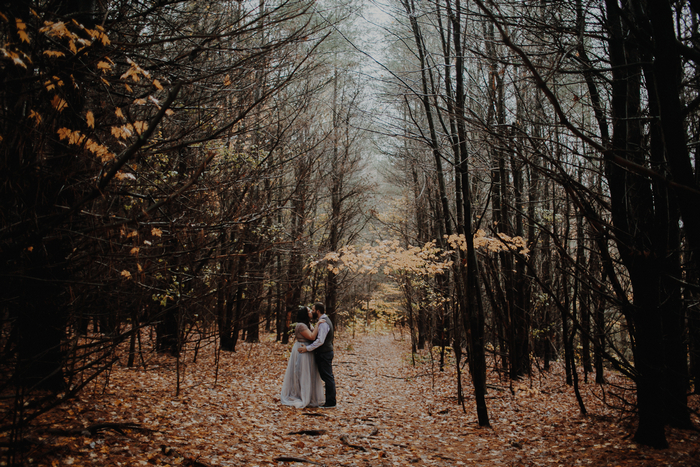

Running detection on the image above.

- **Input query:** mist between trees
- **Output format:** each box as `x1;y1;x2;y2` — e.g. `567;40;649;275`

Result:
1;0;699;462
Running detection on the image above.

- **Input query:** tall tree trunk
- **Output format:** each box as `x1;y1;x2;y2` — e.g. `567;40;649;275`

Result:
641;1;692;429
576;202;592;378
510;148;529;378
449;0;489;426
282;161;309;344
605;0;667;447
16;246;67;391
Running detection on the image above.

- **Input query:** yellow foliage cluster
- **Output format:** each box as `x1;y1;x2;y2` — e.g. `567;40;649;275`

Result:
446;230;530;257
111;121;149;139
0;46;30;68
311;240;453;277
120;57;150;82
57;128;114;162
314;231;530;279
38;18;110;54
2;9;171;166
16;18;29;43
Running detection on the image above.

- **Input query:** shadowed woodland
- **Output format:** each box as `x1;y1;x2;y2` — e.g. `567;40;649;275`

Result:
2;0;700;465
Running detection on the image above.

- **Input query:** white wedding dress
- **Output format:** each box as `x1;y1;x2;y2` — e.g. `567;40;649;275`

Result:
280;323;325;408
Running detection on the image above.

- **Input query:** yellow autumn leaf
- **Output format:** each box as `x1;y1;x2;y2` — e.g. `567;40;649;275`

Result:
69;131;85;145
98;31;110;46
151;227;162;237
153;79;163;90
133;98;147;105
51;95;68;112
120;270;132;280
28;110;42;125
97;61;111;72
111;125;132;140
120;67;139;82
84;139;98;151
0;12;7;22
133;121;148;135
86;111;94;128
68;131;81;144
124;83;132;92
57;127;72;140
130;247;139;255
43;50;65;58
115;107;125;119
165;109;174;116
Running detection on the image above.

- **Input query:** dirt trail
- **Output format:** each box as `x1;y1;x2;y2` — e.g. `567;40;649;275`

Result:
315;332;469;464
198;331;488;466
285;332;507;466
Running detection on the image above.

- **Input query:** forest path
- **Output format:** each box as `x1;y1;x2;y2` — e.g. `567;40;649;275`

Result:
270;331;566;466
313;332;473;464
48;331;697;467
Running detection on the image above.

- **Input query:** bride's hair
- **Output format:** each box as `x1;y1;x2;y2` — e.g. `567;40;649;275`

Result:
295;306;311;327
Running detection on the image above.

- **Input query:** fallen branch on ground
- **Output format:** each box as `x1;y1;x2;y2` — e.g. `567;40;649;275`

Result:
274;456;325;465
358;427;379;438
288;429;327;436
46;422;146;436
340;434;367;452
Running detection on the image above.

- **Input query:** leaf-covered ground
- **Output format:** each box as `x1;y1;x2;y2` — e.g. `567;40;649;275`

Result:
16;331;700;466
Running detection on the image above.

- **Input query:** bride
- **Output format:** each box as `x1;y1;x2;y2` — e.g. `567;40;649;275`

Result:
280;306;325;408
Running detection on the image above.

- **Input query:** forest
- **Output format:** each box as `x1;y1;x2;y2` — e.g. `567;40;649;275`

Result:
1;0;700;465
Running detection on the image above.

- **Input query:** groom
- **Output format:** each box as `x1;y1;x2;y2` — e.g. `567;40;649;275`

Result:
298;302;336;408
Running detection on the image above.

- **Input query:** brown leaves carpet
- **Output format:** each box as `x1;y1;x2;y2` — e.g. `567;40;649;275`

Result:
21;331;700;466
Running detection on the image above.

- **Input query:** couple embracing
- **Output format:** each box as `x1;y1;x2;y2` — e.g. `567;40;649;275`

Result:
280;302;336;408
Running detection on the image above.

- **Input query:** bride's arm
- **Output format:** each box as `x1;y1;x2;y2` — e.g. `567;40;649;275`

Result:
298;319;326;341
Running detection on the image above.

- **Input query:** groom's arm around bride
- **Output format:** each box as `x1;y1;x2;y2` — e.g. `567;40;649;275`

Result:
298;302;336;407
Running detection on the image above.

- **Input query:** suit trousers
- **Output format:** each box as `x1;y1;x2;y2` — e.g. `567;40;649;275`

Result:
313;350;336;406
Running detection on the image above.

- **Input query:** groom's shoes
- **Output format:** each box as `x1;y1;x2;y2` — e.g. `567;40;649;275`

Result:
320;402;336;408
